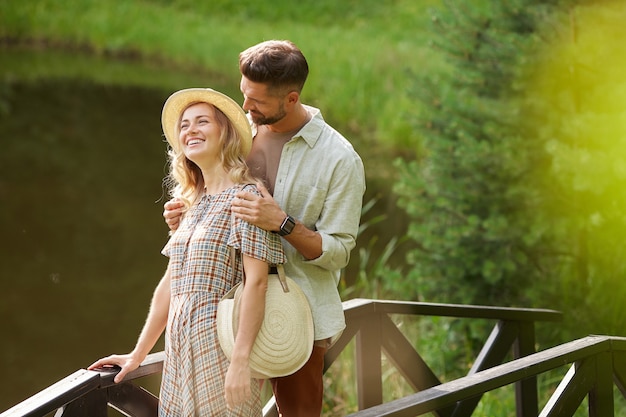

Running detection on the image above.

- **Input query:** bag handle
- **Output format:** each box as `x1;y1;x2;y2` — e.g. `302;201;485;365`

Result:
274;264;290;293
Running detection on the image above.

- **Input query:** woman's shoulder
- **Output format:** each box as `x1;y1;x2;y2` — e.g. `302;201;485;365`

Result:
239;183;260;195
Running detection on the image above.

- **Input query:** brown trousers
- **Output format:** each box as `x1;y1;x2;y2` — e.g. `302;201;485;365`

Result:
270;340;329;417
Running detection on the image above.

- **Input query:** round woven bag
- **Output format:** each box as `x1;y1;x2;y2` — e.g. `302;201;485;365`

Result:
216;265;314;379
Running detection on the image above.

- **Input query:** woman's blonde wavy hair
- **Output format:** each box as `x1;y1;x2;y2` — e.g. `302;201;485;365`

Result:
164;102;255;211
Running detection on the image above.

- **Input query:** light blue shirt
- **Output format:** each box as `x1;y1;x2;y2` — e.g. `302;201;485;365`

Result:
253;105;366;340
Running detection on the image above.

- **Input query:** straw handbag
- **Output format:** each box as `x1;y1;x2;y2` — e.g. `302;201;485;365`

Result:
216;251;314;379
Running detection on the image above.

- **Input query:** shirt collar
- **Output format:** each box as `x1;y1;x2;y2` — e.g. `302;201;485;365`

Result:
294;105;324;148
249;105;324;148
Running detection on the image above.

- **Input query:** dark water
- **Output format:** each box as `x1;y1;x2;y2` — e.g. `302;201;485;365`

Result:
0;47;407;411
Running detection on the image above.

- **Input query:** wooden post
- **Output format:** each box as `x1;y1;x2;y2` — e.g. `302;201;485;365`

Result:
355;309;383;409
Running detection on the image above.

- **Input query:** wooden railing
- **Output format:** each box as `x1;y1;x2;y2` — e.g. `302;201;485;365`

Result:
348;334;626;417
1;298;565;417
0;352;164;417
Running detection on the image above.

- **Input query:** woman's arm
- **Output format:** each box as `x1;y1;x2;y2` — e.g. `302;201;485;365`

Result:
88;266;171;383
223;255;268;409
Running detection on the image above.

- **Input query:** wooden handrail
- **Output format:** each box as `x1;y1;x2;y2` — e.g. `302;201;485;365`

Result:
341;298;561;321
346;335;626;416
0;352;164;417
313;298;561;417
0;299;563;417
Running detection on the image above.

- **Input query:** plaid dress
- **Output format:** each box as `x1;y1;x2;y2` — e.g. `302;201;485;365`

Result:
160;185;285;416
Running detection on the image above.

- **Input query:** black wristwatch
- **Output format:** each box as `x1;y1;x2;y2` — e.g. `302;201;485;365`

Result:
277;215;296;236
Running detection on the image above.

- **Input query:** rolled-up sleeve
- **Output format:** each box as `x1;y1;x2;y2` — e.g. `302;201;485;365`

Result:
305;151;365;270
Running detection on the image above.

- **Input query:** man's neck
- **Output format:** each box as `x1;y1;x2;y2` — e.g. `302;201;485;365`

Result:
265;103;309;133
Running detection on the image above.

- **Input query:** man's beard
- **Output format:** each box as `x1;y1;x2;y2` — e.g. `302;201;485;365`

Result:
250;104;287;126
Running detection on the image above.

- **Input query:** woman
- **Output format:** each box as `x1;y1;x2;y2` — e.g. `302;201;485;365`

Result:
89;88;285;416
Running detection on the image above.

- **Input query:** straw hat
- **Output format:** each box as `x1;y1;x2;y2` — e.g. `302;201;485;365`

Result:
161;88;252;157
217;266;314;379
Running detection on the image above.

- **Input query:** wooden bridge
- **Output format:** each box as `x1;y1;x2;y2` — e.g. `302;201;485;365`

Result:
2;298;626;416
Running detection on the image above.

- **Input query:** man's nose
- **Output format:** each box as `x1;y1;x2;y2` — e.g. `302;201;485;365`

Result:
242;97;252;111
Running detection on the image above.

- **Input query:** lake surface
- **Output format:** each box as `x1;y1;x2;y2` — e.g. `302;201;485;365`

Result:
0;46;408;411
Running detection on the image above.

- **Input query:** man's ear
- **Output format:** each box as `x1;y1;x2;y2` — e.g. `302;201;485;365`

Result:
286;90;299;104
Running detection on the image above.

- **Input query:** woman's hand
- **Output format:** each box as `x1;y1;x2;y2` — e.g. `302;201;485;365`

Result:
88;353;143;384
224;357;253;409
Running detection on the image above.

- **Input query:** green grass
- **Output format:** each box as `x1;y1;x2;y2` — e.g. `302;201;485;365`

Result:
0;0;446;157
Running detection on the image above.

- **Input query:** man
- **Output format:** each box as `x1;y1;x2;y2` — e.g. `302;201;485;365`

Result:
164;40;365;416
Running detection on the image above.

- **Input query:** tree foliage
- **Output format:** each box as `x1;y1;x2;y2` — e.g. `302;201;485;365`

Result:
393;0;566;306
522;0;626;337
395;0;626;342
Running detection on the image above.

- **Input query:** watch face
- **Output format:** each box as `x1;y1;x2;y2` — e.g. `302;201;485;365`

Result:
279;215;296;236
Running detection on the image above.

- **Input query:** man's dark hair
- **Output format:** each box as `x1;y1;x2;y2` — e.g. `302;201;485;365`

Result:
239;40;309;96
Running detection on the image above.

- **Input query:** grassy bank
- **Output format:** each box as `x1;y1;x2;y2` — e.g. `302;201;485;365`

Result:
1;0;445;156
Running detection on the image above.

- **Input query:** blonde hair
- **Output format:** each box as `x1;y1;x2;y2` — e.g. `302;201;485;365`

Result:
164;102;255;210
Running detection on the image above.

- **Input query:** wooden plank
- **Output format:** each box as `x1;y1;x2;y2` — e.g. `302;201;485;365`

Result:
610;337;626;398
380;314;442;392
355;310;383;410
55;389;107;417
324;312;362;373
539;362;593;417
124;352;165;381
341;299;378;321
613;347;626;397
107;383;159;417
609;337;626;351
469;321;519;374
514;321;538;417
0;370;100;417
262;396;279;417
452;321;520;417
346;336;612;417
0;352;165;417
589;352;614;417
366;299;562;322
379;315;456;417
